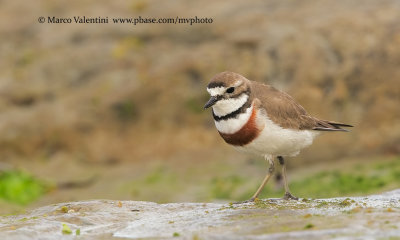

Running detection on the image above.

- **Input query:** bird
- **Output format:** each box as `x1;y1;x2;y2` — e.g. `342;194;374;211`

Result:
204;71;352;202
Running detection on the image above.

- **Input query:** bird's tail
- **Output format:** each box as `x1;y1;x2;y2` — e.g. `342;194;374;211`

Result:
313;120;353;132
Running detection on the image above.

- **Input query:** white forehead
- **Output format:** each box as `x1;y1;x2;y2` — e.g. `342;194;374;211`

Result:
207;86;225;96
206;80;243;96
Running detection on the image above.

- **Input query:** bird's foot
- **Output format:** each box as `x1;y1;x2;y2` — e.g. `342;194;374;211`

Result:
233;197;256;204
283;192;299;200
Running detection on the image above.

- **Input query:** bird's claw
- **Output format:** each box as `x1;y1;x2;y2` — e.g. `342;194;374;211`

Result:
283;192;299;200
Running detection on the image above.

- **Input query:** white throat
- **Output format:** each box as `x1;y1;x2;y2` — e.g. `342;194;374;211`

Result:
215;104;253;134
212;94;249;117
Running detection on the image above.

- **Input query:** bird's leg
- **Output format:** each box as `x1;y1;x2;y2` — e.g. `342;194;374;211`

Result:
277;156;298;200
233;156;275;204
243;156;275;202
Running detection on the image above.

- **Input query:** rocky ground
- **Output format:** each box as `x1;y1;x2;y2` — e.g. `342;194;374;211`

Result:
1;189;399;240
0;0;399;228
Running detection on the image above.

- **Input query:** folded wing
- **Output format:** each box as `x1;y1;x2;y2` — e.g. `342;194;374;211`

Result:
250;82;353;131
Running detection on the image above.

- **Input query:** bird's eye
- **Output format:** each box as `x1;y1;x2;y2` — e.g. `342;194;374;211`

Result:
226;87;235;93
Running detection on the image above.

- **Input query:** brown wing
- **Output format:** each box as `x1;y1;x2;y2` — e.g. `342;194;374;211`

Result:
250;81;352;131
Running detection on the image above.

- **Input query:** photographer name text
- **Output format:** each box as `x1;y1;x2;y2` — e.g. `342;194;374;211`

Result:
38;16;213;25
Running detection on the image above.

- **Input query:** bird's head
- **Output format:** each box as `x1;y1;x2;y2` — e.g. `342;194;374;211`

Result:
204;71;251;117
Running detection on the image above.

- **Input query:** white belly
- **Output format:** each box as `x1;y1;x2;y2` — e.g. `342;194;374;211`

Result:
236;111;320;157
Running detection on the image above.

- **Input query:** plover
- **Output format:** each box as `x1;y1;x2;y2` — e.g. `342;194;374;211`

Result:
204;71;352;202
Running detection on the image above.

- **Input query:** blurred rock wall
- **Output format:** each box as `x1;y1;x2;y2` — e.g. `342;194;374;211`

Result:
0;0;399;166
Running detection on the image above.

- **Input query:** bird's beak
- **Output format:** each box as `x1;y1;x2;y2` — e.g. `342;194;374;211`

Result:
204;96;218;109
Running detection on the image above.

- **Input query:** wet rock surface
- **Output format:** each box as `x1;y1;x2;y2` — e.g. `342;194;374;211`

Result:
0;190;399;240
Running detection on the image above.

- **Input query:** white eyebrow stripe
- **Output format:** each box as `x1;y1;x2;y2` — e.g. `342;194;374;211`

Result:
233;80;243;87
207;87;225;96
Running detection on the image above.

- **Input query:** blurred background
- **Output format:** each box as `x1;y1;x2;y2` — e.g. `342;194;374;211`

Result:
0;0;399;214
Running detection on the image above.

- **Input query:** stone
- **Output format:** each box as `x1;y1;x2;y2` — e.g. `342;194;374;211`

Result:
0;190;400;239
